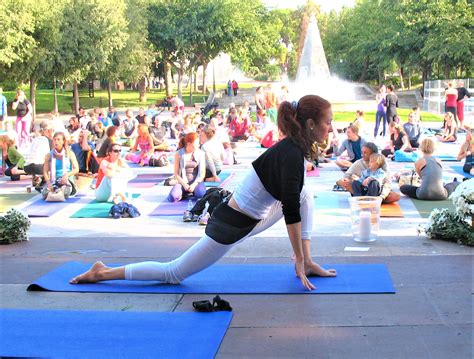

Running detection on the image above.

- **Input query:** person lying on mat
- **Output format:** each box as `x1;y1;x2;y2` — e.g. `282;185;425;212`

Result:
95;143;130;204
168;132;207;202
456;125;473;175
70;95;337;291
400;138;459;200
42;132;79;200
334;142;400;203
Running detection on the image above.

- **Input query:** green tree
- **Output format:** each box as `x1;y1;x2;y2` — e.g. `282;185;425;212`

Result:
99;0;153;105
55;0;128;114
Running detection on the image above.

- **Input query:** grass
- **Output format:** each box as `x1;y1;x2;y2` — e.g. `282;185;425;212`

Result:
333;109;443;123
3;86;443;123
2;89;208;115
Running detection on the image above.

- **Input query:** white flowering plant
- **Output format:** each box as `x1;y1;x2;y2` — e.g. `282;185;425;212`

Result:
423;179;474;246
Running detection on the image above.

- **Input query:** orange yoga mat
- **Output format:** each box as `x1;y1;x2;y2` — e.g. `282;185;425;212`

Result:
380;202;404;217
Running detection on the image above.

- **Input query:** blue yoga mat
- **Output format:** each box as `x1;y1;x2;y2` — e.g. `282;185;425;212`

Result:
24;195;84;217
0;309;232;359
28;262;395;294
435;155;459;162
451;165;473;178
204;171;233;187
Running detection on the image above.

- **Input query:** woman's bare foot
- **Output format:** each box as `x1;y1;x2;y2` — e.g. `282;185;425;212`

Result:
70;261;108;284
304;261;337;277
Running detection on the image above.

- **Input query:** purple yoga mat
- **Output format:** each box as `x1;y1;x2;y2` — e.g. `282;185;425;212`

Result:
149;197;198;216
24;195;84;217
128;173;172;188
1;178;31;186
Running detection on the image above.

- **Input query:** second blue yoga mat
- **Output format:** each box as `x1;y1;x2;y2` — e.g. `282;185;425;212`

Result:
0;309;232;359
28;262;395;294
451;165;473;178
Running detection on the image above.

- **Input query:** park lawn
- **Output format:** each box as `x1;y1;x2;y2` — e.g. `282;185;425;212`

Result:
3;87;443;123
2;89;209;115
333;109;443;123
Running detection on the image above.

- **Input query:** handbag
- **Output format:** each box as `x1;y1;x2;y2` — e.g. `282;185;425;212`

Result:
398;169;421;187
45;186;66;202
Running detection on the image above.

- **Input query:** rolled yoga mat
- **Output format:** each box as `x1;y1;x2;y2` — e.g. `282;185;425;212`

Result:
0;309;232;359
28;262;396;294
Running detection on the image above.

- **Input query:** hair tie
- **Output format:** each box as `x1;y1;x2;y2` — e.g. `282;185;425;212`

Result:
291;101;298;111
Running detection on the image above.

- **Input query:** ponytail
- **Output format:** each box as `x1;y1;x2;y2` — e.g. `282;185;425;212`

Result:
277;95;331;160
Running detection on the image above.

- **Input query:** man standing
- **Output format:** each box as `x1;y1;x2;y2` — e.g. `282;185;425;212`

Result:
385;85;399;125
0;87;7;131
264;84;278;124
457;80;471;127
231;80;239;96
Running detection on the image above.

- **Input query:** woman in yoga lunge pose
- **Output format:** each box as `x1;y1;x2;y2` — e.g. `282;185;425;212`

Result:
71;95;337;291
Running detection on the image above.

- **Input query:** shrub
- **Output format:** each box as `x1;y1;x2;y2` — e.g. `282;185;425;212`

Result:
0;209;31;244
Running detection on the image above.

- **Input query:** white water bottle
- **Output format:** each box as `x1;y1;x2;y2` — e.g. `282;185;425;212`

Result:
187;199;193;211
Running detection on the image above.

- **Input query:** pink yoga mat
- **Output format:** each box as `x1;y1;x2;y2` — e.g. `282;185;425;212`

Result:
306;168;320;177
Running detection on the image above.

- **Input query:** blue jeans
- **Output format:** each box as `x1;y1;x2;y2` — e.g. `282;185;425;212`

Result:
374;111;387;137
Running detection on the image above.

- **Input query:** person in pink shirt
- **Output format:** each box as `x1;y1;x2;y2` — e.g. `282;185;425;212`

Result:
228;110;249;141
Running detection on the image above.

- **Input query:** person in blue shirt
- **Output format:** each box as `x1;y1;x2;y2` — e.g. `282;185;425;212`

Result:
71;130;99;175
0;87;7;131
351;153;386;197
106;106;120;127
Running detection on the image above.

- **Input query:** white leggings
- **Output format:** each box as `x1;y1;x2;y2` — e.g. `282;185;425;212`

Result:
125;187;313;283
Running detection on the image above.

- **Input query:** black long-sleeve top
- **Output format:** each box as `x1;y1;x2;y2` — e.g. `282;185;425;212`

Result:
252;137;305;224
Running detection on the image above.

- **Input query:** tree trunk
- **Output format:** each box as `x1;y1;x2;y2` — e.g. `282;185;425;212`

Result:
444;62;450;80
359;57;369;82
378;67;384;85
193;71;197;92
407;70;412;90
107;81;113;107
164;62;173;97
202;62;208;94
177;69;183;99
73;80;80;115
138;77;147;102
399;67;405;90
53;79;58;113
189;68;193;106
29;78;36;125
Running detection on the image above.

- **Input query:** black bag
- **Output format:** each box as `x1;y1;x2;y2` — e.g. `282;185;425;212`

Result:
149;153;169;167
190;187;232;216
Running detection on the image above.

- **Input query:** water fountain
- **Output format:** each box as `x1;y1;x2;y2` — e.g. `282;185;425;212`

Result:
291;16;374;111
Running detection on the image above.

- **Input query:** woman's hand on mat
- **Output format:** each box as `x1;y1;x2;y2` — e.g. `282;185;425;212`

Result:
294;259;316;291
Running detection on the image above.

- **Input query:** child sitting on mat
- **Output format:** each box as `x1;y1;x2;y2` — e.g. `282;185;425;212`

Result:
351;153;386;197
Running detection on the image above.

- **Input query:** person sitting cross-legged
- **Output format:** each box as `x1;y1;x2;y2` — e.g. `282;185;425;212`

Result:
351;153;386;196
400;138;459;200
95;143;130;203
335;142;400;203
333;124;367;171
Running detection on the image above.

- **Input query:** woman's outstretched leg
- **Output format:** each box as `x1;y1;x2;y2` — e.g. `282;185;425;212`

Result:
71;235;233;284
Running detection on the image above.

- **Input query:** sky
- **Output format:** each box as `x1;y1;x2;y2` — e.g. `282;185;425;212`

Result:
263;0;356;13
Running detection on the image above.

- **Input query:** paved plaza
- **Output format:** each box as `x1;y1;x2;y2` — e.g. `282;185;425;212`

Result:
1;123;472;358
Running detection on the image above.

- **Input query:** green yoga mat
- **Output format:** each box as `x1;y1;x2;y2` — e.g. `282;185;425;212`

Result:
70;194;139;218
0;193;37;213
410;199;455;218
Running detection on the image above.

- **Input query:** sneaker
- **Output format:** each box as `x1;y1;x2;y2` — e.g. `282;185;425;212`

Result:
198;213;210;225
183;210;193;222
